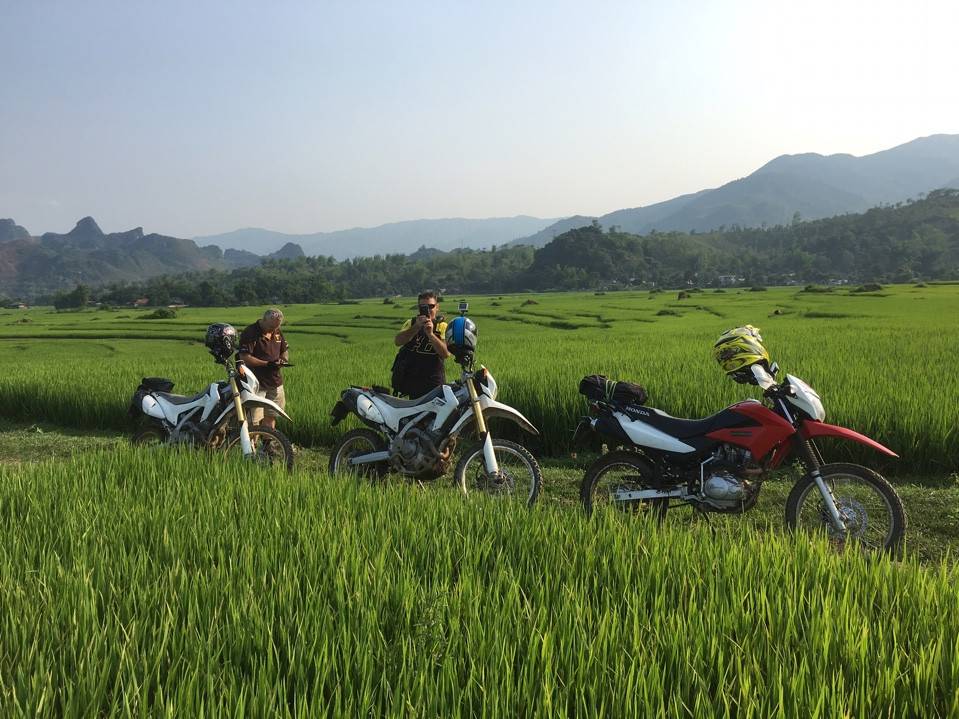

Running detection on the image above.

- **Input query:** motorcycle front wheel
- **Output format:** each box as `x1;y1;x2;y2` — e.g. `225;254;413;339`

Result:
224;424;294;472
454;439;542;506
785;463;906;553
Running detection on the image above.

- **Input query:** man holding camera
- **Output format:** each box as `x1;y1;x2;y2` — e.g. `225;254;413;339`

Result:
391;291;451;398
238;308;289;429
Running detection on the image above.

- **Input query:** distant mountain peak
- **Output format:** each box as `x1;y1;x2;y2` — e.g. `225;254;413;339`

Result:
0;219;31;243
268;242;305;260
71;216;104;237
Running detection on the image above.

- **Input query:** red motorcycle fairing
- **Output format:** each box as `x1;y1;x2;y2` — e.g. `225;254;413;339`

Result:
705;400;797;460
799;421;899;458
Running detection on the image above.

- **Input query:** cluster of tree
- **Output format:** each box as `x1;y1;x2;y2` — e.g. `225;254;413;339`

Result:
82;244;537;307
523;189;959;289
52;284;92;310
49;189;959;307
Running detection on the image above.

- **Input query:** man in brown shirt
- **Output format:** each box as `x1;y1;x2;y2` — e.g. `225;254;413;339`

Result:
238;308;289;429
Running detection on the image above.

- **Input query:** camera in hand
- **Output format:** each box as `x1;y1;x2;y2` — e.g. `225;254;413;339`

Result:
418;304;431;317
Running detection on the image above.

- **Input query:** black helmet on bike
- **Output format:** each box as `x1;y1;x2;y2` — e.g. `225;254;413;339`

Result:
205;323;238;364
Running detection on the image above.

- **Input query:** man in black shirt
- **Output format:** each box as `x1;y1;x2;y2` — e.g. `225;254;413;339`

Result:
238;308;289;429
391;291;451;398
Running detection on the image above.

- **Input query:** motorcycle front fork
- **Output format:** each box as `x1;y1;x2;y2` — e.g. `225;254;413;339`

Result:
466;377;500;475
797;437;847;533
229;375;253;457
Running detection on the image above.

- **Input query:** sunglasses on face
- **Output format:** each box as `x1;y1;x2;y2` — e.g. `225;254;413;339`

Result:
424;304;436;309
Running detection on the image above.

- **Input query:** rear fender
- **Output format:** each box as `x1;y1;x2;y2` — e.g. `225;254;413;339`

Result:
330;388;360;426
799;421;898;458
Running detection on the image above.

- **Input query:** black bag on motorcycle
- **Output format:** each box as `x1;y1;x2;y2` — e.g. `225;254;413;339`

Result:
579;375;648;406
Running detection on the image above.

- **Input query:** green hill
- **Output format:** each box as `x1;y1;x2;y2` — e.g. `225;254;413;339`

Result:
89;188;959;307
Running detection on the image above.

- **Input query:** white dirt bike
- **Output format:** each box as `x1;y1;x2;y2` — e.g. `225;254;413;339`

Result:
328;313;543;505
128;323;294;470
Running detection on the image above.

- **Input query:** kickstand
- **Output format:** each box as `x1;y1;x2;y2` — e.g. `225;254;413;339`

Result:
692;505;716;537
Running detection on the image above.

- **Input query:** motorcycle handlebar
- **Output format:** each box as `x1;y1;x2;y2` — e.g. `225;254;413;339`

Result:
763;382;795;400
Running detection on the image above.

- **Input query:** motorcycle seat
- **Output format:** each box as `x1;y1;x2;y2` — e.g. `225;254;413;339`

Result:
373;386;445;408
155;391;207;405
622;406;738;439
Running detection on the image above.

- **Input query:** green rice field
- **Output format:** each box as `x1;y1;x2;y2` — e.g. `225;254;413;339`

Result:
2;285;959;715
1;447;958;716
0;284;956;475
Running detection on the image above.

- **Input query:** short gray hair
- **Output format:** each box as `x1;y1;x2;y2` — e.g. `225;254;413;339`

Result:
263;308;284;323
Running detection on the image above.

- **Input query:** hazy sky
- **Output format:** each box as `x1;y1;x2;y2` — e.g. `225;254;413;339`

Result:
2;0;957;237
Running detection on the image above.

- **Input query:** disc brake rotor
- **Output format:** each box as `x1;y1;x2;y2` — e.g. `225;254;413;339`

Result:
477;469;515;494
819;496;868;539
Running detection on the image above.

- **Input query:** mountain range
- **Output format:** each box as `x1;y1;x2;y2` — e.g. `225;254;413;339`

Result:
3;133;958;299
0;217;304;299
192;215;559;258
513;134;959;246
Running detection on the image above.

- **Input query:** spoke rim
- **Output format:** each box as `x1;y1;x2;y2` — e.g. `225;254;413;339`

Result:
588;460;654;516
228;429;290;469
463;445;536;503
795;472;895;549
335;436;380;478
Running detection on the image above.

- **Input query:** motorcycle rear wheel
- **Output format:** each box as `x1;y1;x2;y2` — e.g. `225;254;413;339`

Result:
131;426;167;445
328;428;388;482
580;450;668;521
785;463;906;553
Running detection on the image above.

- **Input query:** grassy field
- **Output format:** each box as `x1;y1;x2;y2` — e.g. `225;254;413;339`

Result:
0;284;956;476
2;286;959;715
2;445;958;717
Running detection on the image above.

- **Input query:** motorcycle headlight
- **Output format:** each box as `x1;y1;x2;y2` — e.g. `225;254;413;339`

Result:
240;369;260;394
785;374;826;422
477;367;498;401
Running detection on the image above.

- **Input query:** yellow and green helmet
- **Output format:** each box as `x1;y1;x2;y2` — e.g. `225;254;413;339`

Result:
713;325;770;379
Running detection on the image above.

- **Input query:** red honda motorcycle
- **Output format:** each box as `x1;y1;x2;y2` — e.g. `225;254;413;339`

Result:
575;364;906;552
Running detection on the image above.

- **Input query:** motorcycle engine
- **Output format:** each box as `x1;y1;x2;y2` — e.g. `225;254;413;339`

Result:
389;422;454;478
704;472;746;502
700;445;761;511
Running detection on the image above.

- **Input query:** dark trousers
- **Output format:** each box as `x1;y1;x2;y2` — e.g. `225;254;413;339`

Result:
394;377;442;399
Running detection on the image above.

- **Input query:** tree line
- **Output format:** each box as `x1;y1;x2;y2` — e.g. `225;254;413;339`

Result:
44;189;959;307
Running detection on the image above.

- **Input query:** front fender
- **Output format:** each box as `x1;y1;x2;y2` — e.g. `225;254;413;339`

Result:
213;390;293;426
800;421;898;458
449;396;539;437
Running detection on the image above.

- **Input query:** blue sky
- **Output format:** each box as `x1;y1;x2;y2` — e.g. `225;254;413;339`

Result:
1;0;957;237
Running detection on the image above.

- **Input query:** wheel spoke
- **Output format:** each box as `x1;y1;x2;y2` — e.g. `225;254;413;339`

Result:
332;433;385;481
224;427;294;472
792;469;898;551
459;442;540;505
584;458;661;521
